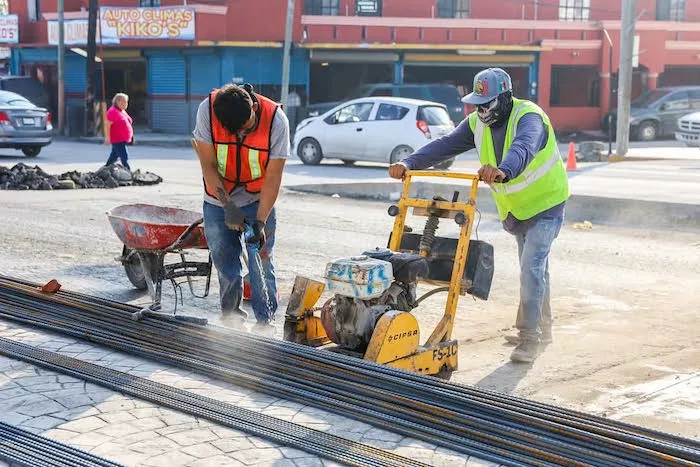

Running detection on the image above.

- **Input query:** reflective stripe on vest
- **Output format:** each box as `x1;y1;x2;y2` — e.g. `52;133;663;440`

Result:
216;143;228;177
248;149;262;180
493;146;562;196
469;98;569;221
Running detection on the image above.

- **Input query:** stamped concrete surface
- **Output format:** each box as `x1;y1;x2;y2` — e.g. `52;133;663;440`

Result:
0;321;493;467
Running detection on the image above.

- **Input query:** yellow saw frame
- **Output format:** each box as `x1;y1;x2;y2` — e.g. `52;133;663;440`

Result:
283;171;481;379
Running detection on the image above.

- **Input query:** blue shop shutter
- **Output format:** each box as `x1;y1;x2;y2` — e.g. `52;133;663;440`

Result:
65;56;86;94
148;55;188;133
189;55;221;96
188;54;221;130
149;55;186;95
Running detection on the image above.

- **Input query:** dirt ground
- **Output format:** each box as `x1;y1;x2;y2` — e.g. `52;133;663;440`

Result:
0;183;698;441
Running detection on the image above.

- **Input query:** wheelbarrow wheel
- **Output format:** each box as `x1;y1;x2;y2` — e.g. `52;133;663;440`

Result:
122;247;148;290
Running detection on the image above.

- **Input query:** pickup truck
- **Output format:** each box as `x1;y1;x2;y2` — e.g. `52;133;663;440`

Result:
675;111;700;147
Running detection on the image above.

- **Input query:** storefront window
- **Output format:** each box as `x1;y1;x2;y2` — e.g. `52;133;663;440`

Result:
656;0;685;21
558;0;590;21
436;0;469;18
550;65;599;107
304;0;340;16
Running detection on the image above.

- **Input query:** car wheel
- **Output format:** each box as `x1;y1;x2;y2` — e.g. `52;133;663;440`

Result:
22;146;41;157
297;138;323;165
636;121;658;142
433;158;455;170
390;145;413;164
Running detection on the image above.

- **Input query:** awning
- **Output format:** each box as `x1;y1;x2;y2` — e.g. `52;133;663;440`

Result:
403;52;535;67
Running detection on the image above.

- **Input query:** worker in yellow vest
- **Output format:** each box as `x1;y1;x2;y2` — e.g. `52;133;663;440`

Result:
192;83;289;336
389;68;570;363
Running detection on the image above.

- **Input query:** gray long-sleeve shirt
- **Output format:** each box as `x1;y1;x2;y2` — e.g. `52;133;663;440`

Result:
400;113;565;234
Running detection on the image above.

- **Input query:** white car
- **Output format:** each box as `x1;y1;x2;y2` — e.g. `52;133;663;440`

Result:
292;97;457;168
675;111;700;147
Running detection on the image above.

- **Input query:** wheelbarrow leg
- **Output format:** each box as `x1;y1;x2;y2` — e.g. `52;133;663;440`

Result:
137;251;165;310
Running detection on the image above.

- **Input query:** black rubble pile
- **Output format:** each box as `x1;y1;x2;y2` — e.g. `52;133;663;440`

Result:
0;163;163;190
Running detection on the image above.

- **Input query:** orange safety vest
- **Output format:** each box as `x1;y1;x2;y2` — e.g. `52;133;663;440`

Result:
205;90;280;197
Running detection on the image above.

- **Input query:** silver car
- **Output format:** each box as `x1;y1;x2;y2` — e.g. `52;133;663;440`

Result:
0;90;53;157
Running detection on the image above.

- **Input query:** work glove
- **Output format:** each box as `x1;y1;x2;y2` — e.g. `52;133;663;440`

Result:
246;220;266;250
222;198;246;231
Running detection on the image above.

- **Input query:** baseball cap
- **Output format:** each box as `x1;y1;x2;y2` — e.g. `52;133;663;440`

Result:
462;68;513;105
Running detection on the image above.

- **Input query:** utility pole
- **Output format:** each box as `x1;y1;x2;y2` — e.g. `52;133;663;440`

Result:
85;0;98;136
280;0;295;109
57;0;65;135
603;28;613;156
615;0;637;157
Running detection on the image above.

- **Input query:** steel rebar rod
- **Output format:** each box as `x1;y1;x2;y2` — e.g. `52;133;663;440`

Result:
0;277;698;467
0;337;429;467
0;421;123;467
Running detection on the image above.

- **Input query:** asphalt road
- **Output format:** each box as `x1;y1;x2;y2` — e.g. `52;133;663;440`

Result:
0;140;698;440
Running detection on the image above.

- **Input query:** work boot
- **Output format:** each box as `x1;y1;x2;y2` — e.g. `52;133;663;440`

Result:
510;339;540;363
504;330;552;346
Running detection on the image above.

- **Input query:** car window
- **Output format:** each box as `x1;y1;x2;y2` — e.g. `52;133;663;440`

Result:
0;91;33;106
330;102;374;124
374;104;409;121
397;87;424;99
662;91;690;111
427;86;462;103
369;88;393;97
689;89;700;109
417;105;452;125
631;89;670;108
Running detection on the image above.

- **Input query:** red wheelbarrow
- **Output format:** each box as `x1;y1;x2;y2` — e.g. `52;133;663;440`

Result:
107;203;213;311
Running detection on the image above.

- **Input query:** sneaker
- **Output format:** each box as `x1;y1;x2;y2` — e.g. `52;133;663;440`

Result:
504;331;552;345
510;340;540;363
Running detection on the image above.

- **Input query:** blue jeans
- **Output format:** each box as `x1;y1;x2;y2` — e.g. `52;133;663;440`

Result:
106;142;130;170
514;216;563;342
202;201;278;324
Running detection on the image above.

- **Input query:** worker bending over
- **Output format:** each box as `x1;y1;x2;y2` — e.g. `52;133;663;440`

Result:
389;68;569;363
192;83;289;335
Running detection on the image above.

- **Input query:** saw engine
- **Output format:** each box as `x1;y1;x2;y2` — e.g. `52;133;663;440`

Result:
320;249;429;352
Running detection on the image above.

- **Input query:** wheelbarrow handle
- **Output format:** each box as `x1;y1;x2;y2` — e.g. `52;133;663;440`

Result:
168;217;204;251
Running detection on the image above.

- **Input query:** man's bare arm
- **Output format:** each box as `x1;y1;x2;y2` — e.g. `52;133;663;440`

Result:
256;159;286;223
192;139;229;204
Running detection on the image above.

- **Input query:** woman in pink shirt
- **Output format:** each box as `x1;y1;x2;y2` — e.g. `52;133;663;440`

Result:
104;93;134;170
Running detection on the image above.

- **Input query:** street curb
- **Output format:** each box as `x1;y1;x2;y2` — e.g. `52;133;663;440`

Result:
287;181;700;230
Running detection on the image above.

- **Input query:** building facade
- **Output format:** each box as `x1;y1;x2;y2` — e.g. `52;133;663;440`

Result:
2;0;700;133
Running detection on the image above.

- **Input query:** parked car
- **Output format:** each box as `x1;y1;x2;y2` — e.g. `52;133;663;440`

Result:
0;90;53;157
293;97;456;168
306;83;466;126
675;111;700;147
602;86;700;141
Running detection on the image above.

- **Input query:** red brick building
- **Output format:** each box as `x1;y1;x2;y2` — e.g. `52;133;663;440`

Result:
3;0;700;132
300;0;700;131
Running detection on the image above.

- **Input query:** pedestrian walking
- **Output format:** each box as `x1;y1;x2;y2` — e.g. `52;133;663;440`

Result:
104;93;134;171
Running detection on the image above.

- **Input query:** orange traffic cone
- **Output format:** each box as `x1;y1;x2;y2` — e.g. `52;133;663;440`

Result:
566;142;577;171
